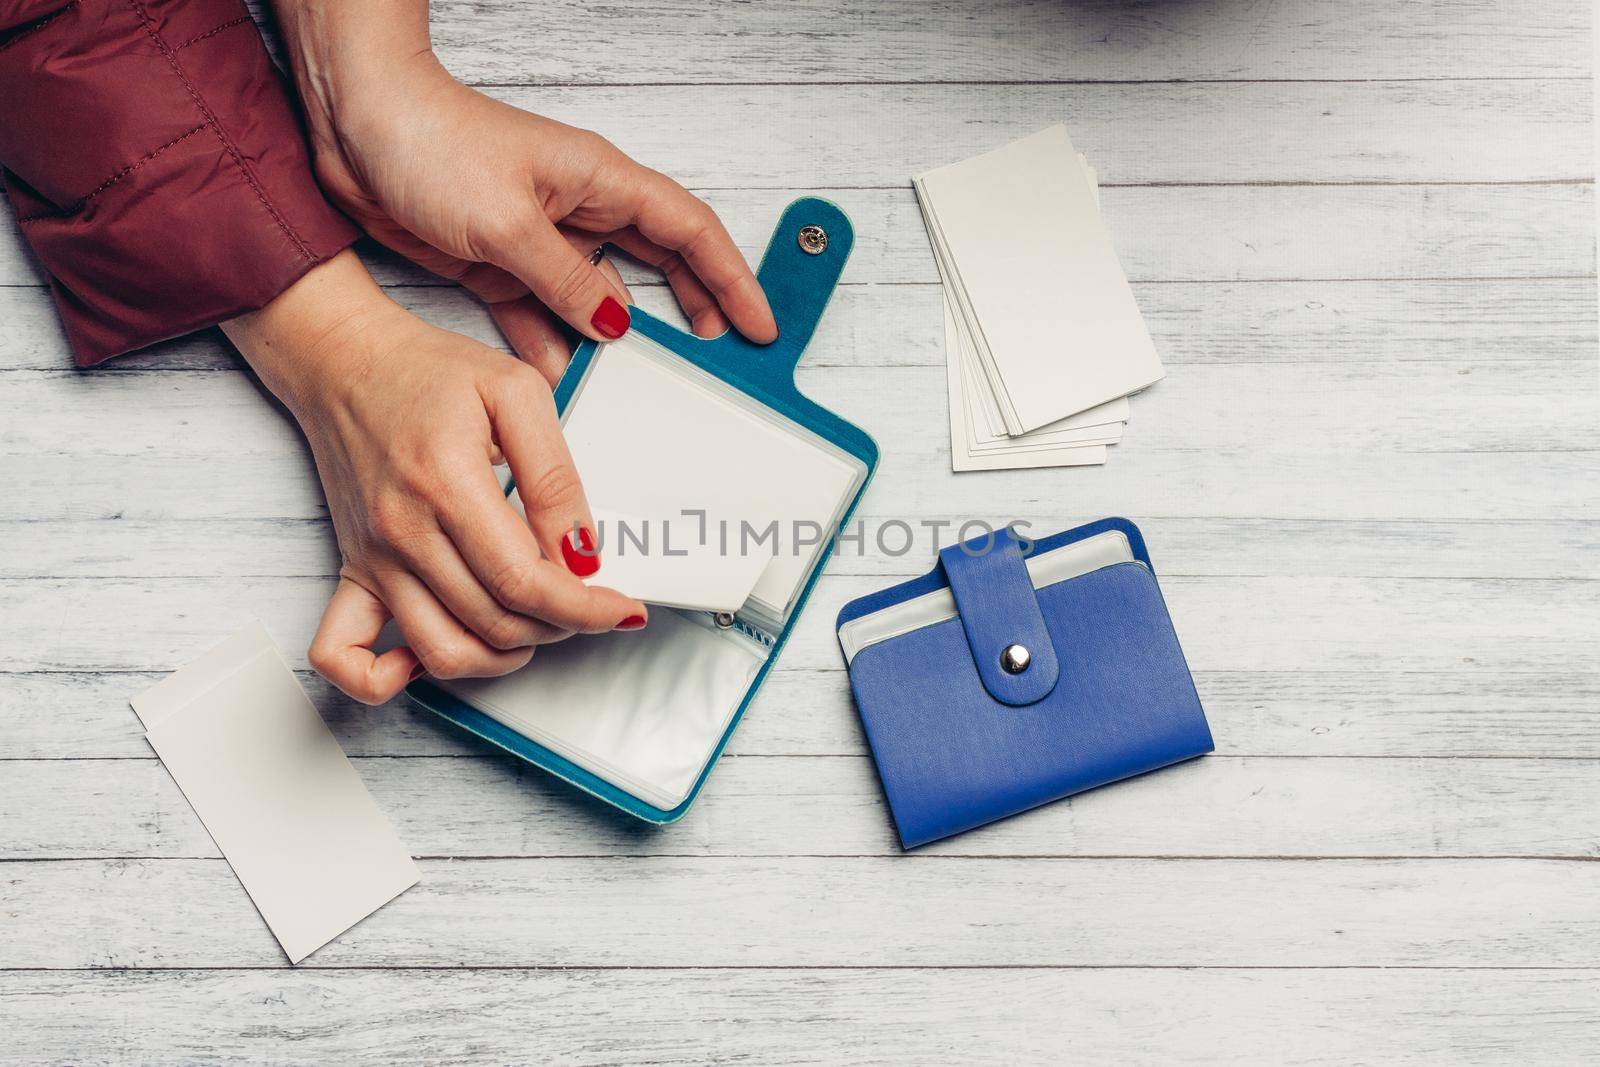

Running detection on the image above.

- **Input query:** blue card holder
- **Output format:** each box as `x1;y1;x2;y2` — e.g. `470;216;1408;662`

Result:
837;519;1214;848
405;198;878;824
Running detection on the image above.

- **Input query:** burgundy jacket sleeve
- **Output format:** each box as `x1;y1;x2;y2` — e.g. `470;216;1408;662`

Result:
0;0;358;366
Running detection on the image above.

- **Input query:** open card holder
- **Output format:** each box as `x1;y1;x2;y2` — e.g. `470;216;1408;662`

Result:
836;519;1214;848
406;198;878;823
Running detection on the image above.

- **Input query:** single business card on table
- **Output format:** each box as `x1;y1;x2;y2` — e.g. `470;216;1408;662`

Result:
131;623;419;964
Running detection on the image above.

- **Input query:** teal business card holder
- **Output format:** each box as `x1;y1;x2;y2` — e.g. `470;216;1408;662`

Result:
406;197;878;823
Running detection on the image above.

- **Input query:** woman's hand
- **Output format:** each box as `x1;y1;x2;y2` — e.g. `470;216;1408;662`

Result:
225;251;647;705
275;3;777;384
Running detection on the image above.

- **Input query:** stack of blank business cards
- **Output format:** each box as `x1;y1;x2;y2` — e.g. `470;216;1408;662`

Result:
914;125;1165;470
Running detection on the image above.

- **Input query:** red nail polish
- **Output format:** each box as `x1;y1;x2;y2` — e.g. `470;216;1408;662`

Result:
592;296;630;340
616;615;647;631
562;527;600;577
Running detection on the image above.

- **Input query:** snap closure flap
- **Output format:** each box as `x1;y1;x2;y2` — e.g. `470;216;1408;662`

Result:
938;528;1060;706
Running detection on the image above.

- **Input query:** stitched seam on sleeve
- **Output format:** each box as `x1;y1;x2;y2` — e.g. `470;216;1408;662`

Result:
0;0;79;55
124;0;316;260
171;14;250;52
16;121;208;222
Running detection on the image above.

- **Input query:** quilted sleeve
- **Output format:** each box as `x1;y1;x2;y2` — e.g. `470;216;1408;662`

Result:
0;0;358;365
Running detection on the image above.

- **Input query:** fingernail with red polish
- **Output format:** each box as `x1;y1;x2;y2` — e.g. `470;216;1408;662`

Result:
616;615;647;631
592;297;630;340
562;527;600;577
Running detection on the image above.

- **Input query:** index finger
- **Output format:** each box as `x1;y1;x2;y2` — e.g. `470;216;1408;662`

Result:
307;577;423;705
628;169;777;344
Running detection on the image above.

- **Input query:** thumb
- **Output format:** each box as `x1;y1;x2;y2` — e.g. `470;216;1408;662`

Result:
493;212;631;343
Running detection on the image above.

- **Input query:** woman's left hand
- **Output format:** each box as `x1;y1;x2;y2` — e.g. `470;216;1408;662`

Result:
277;8;777;384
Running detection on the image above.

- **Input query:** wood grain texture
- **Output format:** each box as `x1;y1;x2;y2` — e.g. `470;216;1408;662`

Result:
475;80;1594;186
6;754;1597;860
3;857;1595;968
5;967;1597;1065
5;667;1597;760
3;0;1596;1059
416;0;1594;84
7;444;1598;525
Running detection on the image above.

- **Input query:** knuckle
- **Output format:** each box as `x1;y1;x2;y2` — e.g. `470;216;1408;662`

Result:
573;129;621;172
519;460;584;515
681;227;729;288
550;254;597;310
477;206;533;261
368;494;424;547
490;357;551;405
346;676;387;707
680;217;714;257
416;640;469;680
688;196;718;231
658;251;691;283
486;559;544;614
481;610;532;651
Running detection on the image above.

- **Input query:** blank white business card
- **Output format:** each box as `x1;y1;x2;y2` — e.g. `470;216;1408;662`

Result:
506;495;772;612
953;300;1125;450
918;124;1165;434
943;301;1111;470
559;331;865;620
132;623;419;965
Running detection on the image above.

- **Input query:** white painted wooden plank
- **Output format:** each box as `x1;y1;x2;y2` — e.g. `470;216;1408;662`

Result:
2;573;1596;675
8;279;1594;373
7;966;1596;1066
7;446;1595;524
10;359;1593;458
6;516;1593;582
472;81;1593;186
2;857;1593;968
413;0;1594;84
7;754;1597;861
388;184;1599;285
5;667;1595;761
3;185;1593;287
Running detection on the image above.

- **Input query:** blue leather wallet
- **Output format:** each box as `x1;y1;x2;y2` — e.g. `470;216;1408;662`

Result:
836;518;1213;848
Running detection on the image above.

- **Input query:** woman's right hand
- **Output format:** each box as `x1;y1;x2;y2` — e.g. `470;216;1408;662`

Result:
224;250;646;704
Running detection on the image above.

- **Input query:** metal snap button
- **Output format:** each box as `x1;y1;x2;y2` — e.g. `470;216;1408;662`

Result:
713;611;735;629
1000;644;1031;674
797;225;828;255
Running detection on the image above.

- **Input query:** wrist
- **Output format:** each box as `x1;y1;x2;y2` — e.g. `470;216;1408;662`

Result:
274;1;447;150
222;250;405;422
